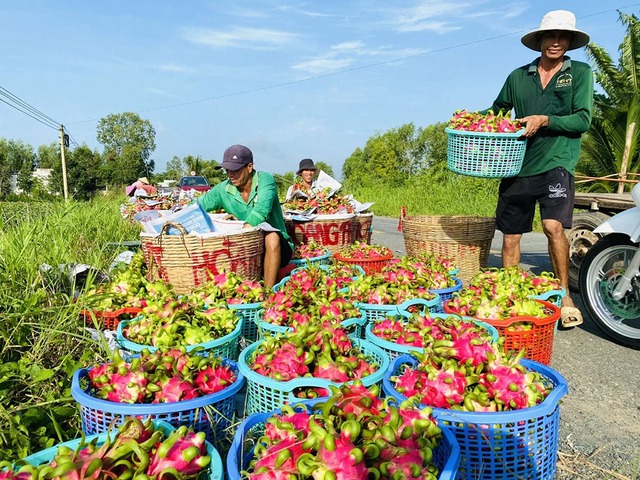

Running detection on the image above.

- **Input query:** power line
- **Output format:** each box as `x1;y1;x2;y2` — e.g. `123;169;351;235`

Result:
66;3;640;126
0;87;60;129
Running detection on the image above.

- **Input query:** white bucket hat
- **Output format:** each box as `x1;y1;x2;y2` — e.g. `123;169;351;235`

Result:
521;10;590;51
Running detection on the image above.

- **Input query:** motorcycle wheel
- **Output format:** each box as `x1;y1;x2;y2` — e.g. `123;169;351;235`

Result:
579;233;640;349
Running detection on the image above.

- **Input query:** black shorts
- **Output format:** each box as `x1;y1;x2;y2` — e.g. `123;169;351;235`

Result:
278;233;293;267
496;167;575;234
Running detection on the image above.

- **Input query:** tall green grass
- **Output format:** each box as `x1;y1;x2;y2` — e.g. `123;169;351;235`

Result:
348;174;501;217
0;194;138;460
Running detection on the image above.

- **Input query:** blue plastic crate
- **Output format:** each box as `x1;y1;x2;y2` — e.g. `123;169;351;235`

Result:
226;406;460;480
71;359;244;449
365;312;499;361
237;338;390;415
383;355;568;480
21;421;224;480
116;315;243;360
429;276;463;312
446;127;527;178
229;301;263;344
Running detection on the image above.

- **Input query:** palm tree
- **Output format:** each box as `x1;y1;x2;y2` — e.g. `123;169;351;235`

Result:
578;12;640;192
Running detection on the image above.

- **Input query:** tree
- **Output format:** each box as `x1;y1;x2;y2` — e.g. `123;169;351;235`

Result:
37;143;60;169
0;139;36;195
50;145;102;199
314;161;335;178
165;156;186;180
97;112;156;186
341;122;448;189
579;12;640;192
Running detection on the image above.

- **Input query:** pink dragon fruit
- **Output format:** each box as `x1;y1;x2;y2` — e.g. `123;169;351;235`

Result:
194;364;236;395
297;431;369;480
251;437;310;480
421;367;469;409
104;370;148;403
152;376;199;403
146;427;211;478
252;342;311;381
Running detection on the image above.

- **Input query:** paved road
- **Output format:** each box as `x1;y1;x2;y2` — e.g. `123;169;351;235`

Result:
371;216;640;479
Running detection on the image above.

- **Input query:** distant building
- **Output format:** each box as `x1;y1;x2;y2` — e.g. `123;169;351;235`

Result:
9;168;52;194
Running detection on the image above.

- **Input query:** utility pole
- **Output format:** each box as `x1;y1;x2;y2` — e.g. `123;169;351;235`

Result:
59;125;69;200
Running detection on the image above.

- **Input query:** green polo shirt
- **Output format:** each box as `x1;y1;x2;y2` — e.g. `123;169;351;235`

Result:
198;171;293;250
488;56;594;177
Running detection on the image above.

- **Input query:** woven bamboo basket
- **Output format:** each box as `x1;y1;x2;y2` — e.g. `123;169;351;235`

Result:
285;214;357;254
140;222;265;294
401;215;495;283
353;213;374;244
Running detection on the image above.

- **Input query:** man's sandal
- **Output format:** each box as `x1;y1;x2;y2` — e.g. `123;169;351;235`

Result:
561;306;584;328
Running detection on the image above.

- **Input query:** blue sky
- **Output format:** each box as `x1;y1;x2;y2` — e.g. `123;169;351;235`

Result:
1;1;638;177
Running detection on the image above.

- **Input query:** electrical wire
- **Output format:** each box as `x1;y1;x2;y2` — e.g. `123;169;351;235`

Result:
65;3;640;125
0;87;60;129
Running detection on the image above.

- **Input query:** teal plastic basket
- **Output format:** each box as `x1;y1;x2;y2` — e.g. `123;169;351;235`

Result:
257;316;366;340
226;406;461;480
446;127;527;178
290;250;332;266
356;294;442;323
229;301;262;344
71;359;244;449
116;315;243;360
384;355;568;480
21;421;224;480
365;313;499;360
237;338;390;415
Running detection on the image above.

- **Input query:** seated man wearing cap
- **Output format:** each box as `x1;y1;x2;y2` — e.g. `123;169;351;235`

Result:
484;10;593;329
198;144;294;287
285;158;318;201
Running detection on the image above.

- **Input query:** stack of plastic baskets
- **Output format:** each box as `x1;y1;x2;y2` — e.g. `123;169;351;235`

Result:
20;420;224;480
226;406;461;480
384;354;568;480
116;316;243;360
71;360;244;449
365;313;499;361
237;338;389;415
229;302;263;344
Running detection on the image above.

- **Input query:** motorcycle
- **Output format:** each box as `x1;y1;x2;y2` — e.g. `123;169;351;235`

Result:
579;181;640;348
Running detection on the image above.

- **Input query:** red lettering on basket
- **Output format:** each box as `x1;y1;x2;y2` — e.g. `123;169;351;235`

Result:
189;238;260;284
295;221;353;246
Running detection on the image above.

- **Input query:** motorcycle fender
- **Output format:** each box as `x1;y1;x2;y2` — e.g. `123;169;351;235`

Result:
593;206;640;243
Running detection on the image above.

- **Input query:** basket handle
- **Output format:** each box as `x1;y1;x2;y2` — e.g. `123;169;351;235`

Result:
160;221;188;236
158;221;191;258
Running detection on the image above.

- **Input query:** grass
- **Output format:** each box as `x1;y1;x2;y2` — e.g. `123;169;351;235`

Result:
0;194;138;460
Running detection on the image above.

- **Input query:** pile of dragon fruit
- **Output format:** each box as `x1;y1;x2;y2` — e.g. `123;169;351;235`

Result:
283;187;356;215
0;418;212;479
445;266;561;321
390;343;553;411
121;296;239;347
336;241;392;259
448;109;523;133
243;382;443;480
371;312;494;349
383;256;458;290
250;324;379;385
262;266;360;328
292;239;329;260
82;251;173;312
344;269;439;306
84;348;237;404
192;270;269;306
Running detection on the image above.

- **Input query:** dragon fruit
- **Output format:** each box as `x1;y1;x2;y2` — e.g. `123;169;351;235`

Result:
146;427;211;478
297;431;369;480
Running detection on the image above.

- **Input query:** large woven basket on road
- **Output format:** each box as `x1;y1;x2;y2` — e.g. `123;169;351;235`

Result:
353;212;374;244
402;215;495;283
285;214;357;254
140;222;264;294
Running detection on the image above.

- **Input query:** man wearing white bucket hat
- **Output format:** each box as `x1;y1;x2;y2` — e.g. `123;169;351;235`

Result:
486;10;593;329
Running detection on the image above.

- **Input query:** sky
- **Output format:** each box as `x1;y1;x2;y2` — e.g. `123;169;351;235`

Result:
1;1;638;177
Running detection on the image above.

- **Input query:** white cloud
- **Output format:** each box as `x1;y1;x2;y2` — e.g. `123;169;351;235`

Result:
156;64;196;74
183;27;300;49
292;57;354;75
